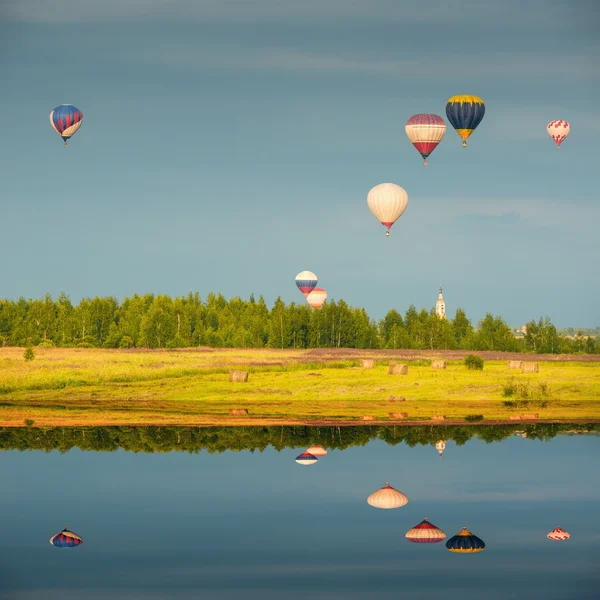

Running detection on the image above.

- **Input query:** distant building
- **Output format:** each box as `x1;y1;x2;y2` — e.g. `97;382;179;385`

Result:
435;287;446;319
514;324;528;338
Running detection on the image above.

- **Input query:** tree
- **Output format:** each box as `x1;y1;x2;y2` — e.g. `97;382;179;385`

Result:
452;308;473;347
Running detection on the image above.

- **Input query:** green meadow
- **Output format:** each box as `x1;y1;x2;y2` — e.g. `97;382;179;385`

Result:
0;348;599;426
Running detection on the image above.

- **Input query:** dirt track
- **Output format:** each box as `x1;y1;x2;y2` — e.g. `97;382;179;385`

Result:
301;348;600;363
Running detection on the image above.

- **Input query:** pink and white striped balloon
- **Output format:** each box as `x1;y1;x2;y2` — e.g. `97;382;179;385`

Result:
547;120;570;148
547;526;571;541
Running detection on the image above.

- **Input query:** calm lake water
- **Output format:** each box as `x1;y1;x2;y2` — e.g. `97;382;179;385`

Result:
1;426;599;599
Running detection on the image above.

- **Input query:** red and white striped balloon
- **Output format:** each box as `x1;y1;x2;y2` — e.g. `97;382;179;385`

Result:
307;288;327;310
306;445;327;457
547;120;570;148
405;114;446;165
547;526;571;541
405;518;446;544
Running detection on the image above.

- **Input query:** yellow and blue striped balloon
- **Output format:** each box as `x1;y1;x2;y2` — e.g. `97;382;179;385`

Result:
446;526;485;553
445;95;485;147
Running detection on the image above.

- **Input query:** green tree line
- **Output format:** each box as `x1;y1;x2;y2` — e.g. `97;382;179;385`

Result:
0;424;596;454
0;293;597;353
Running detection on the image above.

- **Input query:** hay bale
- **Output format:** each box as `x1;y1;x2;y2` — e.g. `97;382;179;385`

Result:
508;360;523;370
431;415;445;421
509;415;522;420
229;408;249;416
360;415;375;421
360;359;375;369
388;362;408;375
431;360;446;369
388;412;408;419
521;362;539;373
387;395;406;402
229;369;249;382
520;413;539;419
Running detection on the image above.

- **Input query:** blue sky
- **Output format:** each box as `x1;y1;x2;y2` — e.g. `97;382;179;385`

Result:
1;434;600;598
0;0;598;327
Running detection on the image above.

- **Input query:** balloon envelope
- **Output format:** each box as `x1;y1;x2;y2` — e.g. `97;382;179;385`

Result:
445;95;485;147
49;528;83;548
295;451;318;465
547;527;571;541
405;114;446;165
306;445;327;457
307;288;327;310
446;526;485;553
295;271;318;297
49;105;83;145
435;440;446;457
367;183;408;235
405;518;446;544
547;120;570;148
367;482;408;509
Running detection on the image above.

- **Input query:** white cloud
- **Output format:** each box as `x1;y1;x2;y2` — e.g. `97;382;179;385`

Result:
148;47;599;81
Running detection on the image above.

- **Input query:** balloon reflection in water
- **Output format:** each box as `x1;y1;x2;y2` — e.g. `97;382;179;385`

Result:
306;445;327;457
435;440;446;457
49;528;83;548
367;482;408;509
547;527;571;541
446;526;485;553
405;518;446;544
295;451;318;466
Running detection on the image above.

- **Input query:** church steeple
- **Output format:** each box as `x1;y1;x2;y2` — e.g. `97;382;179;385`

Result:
435;285;446;319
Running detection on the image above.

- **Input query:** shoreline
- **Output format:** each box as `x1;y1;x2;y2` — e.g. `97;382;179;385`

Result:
2;418;600;428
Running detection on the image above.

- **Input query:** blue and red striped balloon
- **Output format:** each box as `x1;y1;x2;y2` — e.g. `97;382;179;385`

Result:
295;271;318;298
49;105;83;146
49;527;83;548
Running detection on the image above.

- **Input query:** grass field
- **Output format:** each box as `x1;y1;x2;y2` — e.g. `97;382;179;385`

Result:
0;347;599;426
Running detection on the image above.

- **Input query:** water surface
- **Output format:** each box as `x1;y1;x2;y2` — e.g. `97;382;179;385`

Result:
1;426;599;599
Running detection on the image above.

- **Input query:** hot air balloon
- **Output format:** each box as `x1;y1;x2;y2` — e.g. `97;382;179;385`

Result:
49;105;83;147
547;120;570;148
49;527;83;548
435;440;446;458
295;451;318;466
547;527;571;541
295;271;318;298
367;482;408;509
367;183;408;236
446;526;485;553
306;445;327;457
445;95;485;147
405;114;446;165
307;288;327;310
405;518;446;544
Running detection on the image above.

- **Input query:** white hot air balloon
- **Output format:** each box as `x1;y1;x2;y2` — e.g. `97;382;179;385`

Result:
367;183;408;236
306;445;327;457
307;288;327;310
547;120;570;148
366;482;408;509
